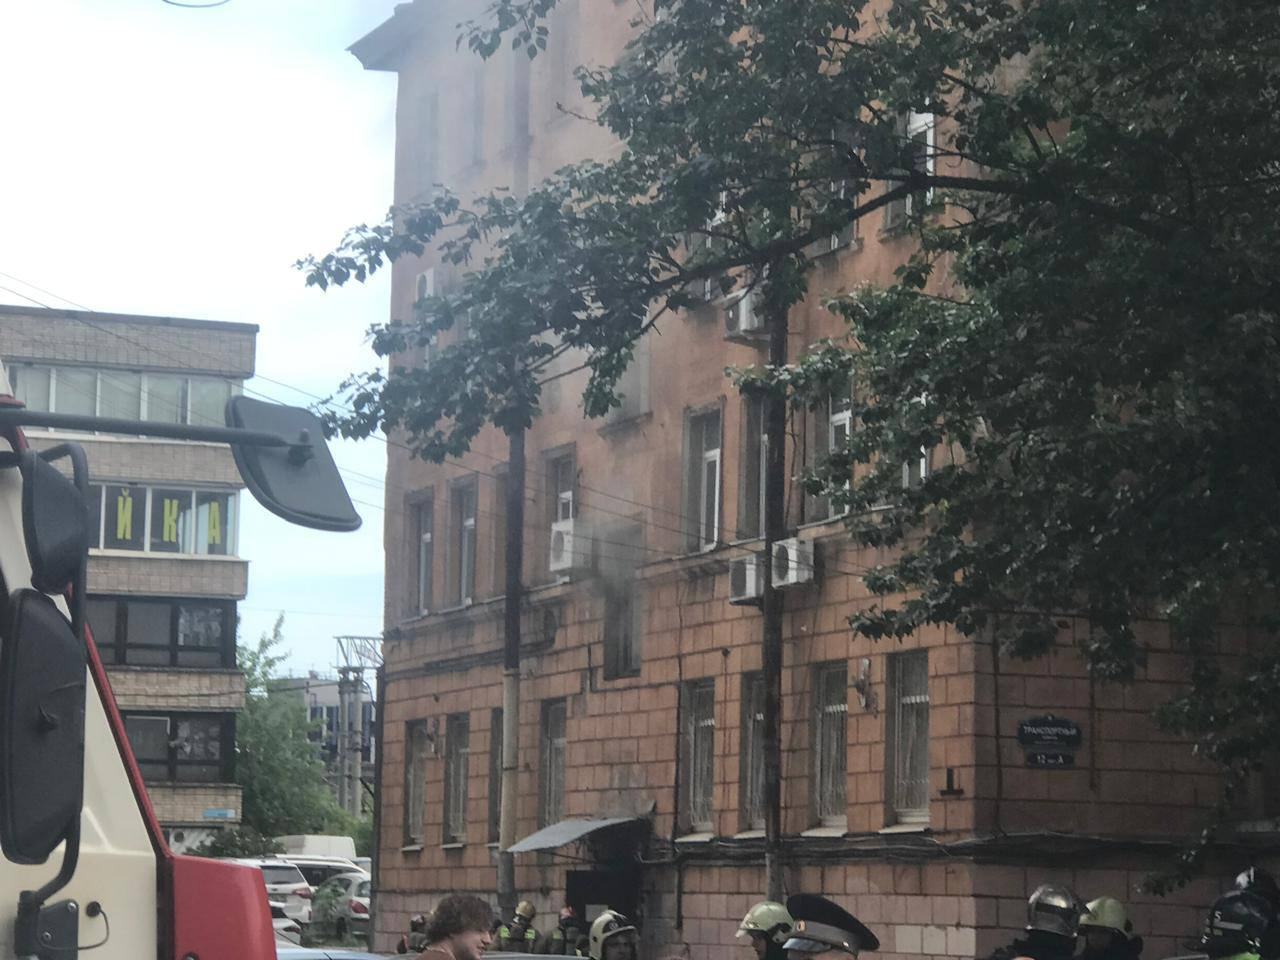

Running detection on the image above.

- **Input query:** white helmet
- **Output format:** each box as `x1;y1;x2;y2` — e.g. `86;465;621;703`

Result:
589;910;637;960
736;901;794;945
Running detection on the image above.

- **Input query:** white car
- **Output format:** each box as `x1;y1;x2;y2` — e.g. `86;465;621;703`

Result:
225;858;313;924
283;854;363;891
310;872;372;940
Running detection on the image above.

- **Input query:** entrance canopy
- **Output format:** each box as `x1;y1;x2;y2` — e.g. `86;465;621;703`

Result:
508;817;640;854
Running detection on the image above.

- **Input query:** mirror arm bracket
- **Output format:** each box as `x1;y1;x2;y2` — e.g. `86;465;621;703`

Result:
15;821;81;960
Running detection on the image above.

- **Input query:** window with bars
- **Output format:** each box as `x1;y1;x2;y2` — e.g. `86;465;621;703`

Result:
738;395;767;540
740;673;766;831
887;650;931;823
405;720;430;845
415;499;433;615
443;713;470;843
685;409;721;551
681;679;716;833
488;708;503;843
451;480;477;605
539;699;567;827
812;662;848;827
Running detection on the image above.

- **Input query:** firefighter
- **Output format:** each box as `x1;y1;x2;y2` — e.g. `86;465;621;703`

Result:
781;893;879;959
1078;897;1142;960
542;907;588;956
588;909;639;960
1237;868;1280;915
398;913;429;955
737;901;795;960
985;884;1081;960
1199;890;1274;960
497;901;543;952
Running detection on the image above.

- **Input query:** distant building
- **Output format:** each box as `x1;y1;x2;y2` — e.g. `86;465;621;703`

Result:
277;671;378;813
0;305;254;853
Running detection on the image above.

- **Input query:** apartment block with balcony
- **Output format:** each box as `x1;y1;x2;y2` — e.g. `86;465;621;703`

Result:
0;305;254;852
353;5;1268;958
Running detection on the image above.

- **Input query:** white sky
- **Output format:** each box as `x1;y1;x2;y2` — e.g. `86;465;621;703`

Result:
0;0;401;674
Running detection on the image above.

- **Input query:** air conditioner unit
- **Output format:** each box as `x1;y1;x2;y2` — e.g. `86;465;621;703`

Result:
771;537;815;588
728;556;764;606
549;517;585;575
724;290;765;339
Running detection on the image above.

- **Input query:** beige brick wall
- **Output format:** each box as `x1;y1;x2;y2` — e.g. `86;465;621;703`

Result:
87;554;247;599
0;307;256;377
145;782;242;827
74;437;242;487
107;666;245;711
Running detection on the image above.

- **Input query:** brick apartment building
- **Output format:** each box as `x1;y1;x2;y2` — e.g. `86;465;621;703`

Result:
0;305;253;852
353;3;1268;956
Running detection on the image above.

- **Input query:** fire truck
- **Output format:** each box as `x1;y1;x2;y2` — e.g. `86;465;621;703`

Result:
0;362;361;960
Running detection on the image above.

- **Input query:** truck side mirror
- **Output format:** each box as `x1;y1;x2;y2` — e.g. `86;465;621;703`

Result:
0;589;85;864
225;397;361;532
17;450;88;595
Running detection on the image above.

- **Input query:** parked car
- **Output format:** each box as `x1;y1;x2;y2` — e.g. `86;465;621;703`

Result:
311;871;372;939
224;857;313;924
271;900;303;944
351;856;371;874
284;854;365;890
276;946;384;959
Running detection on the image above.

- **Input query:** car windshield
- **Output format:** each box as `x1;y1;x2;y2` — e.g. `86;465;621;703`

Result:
296;864;338;885
261;865;305;886
356;880;370;898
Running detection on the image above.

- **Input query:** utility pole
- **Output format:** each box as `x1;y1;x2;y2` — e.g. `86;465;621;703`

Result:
335;670;350;812
348;667;365;816
497;424;526;920
761;286;788;901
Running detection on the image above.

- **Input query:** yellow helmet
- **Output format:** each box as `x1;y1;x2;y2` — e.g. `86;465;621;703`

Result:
1080;897;1131;937
516;900;537;921
736;901;794;946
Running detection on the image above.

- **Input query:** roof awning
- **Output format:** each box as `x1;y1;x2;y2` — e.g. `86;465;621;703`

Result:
508;817;640;854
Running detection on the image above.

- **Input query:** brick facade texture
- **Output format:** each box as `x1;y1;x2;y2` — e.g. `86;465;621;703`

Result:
146;782;243;827
108;666;246;712
360;5;1265;957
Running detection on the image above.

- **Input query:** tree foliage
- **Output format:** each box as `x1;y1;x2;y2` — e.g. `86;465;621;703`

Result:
234;616;353;840
305;0;1280;868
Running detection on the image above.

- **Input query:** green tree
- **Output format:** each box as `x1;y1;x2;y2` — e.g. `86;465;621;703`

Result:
234;616;351;839
305;0;1280;879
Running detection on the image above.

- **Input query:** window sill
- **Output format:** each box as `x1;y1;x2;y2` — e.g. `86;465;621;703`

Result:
441;841;466;851
732;829;765;840
674;831;715;844
598;411;653;437
879;821;930;835
90;549;243;562
400;844;424;853
800;825;847;838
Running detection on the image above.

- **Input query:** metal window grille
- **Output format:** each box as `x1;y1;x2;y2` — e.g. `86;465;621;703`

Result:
539;700;567;826
888;651;931;822
416;501;433;615
742;674;766;830
814;663;848;825
683;680;716;831
405;721;429;844
453;483;477;604
443;713;470;843
488;708;503;843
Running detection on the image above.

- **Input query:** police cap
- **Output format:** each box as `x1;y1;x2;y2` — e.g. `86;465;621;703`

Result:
782;894;880;956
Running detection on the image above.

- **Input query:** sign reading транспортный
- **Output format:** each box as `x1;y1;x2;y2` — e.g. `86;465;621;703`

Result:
1017;714;1082;768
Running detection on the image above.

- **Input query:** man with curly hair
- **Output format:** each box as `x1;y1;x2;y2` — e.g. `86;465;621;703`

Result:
416;895;495;960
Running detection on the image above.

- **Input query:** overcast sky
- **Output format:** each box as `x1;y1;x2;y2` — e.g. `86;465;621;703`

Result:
0;0;400;675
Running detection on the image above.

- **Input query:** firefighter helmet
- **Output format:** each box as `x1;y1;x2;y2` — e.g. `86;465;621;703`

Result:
516;901;537;921
736;901;794;945
1237;867;1280;913
589;910;637;960
1026;884;1083;938
1079;897;1132;937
